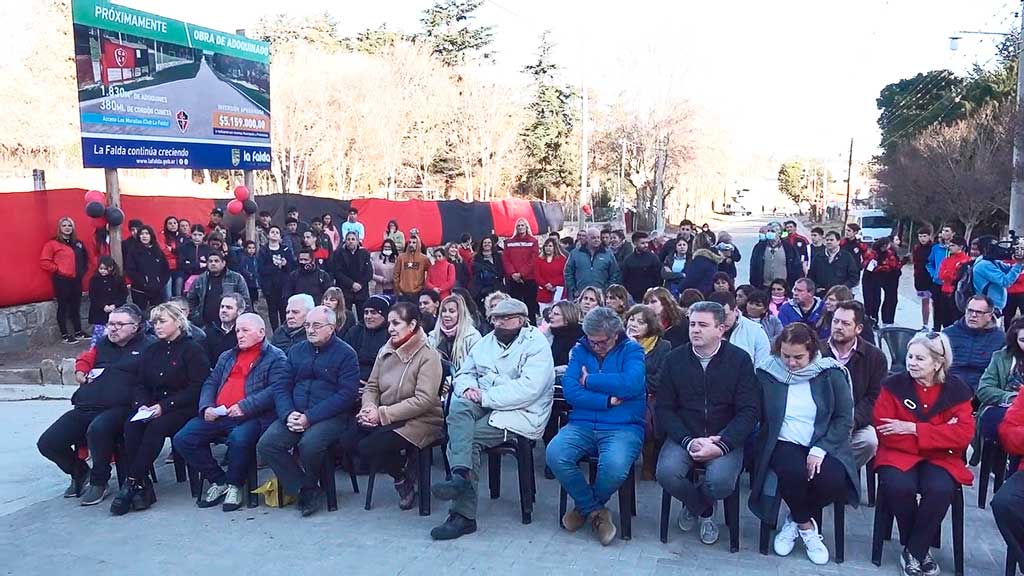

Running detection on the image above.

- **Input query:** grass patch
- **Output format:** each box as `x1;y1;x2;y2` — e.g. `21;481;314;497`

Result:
79;61;201;101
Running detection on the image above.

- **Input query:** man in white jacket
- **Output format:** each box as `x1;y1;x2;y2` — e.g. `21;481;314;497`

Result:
709;292;771;367
430;298;555;541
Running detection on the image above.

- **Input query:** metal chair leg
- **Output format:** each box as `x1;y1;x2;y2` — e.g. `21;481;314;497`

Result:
488;453;501;499
659;489;671;543
418;447;432;517
364;469;376;511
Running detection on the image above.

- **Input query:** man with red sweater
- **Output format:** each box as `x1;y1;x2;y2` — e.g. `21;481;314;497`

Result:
995;390;1024;574
783;220;810;270
502;219;540;324
173;313;288;512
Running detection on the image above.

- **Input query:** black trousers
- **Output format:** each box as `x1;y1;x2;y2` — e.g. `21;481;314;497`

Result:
877;462;957;562
993;469;1024;574
506;279;539;324
37;406;129;485
1005;292;1024;330
929;284;944;331
53;276;83;336
130;288;163;313
264;282;286;331
878;271;900;325
863;272;881;322
934;290;958;329
122;410;192;480
339;425;414;479
770;441;848;524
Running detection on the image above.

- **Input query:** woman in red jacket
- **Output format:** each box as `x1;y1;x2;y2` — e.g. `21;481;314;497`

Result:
936;235;969;329
994;387;1024;574
426;247;455;299
874;331;974;576
535;238;566;313
40;217;90;344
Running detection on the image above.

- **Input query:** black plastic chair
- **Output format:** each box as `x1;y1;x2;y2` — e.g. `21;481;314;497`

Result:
877;327;919;374
864;457;877;507
148;446;200;498
979;437;1010;509
870;481;964;576
1008;550;1019;576
760;501;846;563
486;434;538;524
318;450;362;512
659;467;740;552
557;455;637;540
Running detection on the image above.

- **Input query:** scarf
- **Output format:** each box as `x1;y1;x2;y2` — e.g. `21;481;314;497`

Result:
637;335;659;355
440;321;459;338
493;326;522;346
390;329;416;350
758;354;845;386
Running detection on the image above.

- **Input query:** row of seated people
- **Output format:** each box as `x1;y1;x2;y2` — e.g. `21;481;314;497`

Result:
36;288;972;576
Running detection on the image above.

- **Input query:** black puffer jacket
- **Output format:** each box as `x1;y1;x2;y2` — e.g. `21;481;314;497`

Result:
550;324;584;366
72;331;156;409
343;322;390;381
134;334;210;415
125;243;170;294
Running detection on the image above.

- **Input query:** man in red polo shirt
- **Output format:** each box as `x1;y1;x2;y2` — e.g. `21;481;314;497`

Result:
173;313;289;511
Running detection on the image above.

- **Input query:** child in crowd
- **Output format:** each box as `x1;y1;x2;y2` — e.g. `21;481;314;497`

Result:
87;256;128;345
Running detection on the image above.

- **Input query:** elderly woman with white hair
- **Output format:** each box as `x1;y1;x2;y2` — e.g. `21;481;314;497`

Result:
873;332;974;576
111;302;211;516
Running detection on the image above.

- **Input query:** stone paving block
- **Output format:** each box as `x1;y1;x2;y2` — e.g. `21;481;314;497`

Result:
0;367;41;385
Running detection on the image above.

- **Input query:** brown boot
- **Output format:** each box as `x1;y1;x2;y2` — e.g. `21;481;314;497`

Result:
395;466;419;511
589;508;617;546
562;508;585;532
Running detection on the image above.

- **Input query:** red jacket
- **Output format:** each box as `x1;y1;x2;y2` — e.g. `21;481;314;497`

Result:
458;247;475;278
502;234;539;281
999;390;1024;470
840;238;871;268
873;372;974;485
1005;259;1024;294
426;259;456;299
866;247;901;274
160;235;179;271
535;254;567;304
40;238;84;279
937;252;970;294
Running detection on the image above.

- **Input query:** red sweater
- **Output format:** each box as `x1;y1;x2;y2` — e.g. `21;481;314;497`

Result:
937;252;969;294
160;235;179;271
502;234;539;280
216;344;260;408
999;390;1024;470
535;254;567;303
426;259;456;299
873;372;975;485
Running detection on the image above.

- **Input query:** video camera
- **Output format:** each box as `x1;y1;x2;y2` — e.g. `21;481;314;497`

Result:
990;230;1024;260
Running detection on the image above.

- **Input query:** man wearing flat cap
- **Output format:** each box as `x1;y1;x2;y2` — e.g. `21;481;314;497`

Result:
429;298;554;541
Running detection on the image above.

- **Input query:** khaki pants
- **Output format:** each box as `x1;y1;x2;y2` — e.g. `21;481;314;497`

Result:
851;425;879;471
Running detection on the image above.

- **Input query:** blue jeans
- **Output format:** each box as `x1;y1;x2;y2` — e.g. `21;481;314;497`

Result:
545;423;643;517
173;416;264;487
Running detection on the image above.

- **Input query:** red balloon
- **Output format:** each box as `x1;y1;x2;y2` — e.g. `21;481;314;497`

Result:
84;190;105;204
233;186;250;202
91;215;108;229
582;204;593;216
226;199;244;215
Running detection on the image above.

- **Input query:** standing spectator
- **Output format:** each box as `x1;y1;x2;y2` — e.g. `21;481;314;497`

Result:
943;294;1005;392
87;256;128;344
656;301;758;546
936;234;970;328
309;218;334;256
343;295;392;383
643;287;688;349
258;225;295;331
711;272;734;295
547;307;646;546
874;332;974;576
271;294;314;354
715;232;742;279
341;208;365;243
622;231;662;304
283;218;303;255
384;219;406;252
237;240;260;306
863;237;902;327
661;236;690;296
122;219;144;260
202;293;243;365
446;243;471;290
696;224;717;251
565;227;621;299
472;236;505;308
427;247;457;300
912;225;936;330
536;237;567;311
708;292;770;367
373;239;399;296
749;323;858;566
808;227;825;264
659;220;698;262
285;249;333;305
395;236;431;301
124;225;170;312
160;216;183;298
783;220;810;270
206;208;225;239
743;289;783;343
285;206;309;235
428;293;483;370
418;289;441;334
973;235;1024;313
457;233;475;278
926;224;955;327
769;278;789;317
750;224;803;291
255;211;272;247
778;278;825;328
502;218;540;324
839;223;871;268
1005;267;1024;330
547;300;584;367
329;231;372;315
679;247;724;296
177;225;210;286
807;231;860;296
610;230;633;266
258;306;360;517
819;300;885;470
186;252;250;327
300;230;330;268
321;213;340;252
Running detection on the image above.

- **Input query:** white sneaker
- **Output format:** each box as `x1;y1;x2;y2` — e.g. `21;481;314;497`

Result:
222;485;243;512
677;506;697;532
799;519;829;565
198;483;228;508
773;515;800;556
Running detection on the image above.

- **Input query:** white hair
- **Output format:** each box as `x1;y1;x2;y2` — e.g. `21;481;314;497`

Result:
288;294;315;312
237;313;266;332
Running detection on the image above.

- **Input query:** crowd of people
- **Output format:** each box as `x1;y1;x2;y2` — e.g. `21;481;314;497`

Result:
34;210;1024;575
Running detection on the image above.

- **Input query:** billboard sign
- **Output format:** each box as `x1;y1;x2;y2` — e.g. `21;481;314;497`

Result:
72;0;271;169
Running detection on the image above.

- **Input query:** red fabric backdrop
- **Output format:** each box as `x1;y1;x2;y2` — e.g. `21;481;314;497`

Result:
350;198;443;252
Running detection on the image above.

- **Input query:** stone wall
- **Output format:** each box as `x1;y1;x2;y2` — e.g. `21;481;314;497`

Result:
0;300;89;354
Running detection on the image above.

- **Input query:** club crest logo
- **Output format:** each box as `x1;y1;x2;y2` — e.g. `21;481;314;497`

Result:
231;149;240;167
176;110;189;133
114;47;128;67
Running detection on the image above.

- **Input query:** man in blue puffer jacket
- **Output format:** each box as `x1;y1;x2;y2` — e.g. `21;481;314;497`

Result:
943;294;1005;392
546;307;646;546
258;305;360;517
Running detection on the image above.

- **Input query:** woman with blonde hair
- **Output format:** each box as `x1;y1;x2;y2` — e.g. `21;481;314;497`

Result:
623;304;672;479
428;293;482;370
322;287;354;337
643;286;688;348
111;302;210;516
40;216;90;343
576;286;605;318
546;300;584;367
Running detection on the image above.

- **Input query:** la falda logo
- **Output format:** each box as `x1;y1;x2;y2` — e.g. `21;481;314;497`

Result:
113;47;128;67
176;110;189;133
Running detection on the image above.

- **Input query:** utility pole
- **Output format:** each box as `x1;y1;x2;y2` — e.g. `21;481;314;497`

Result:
843;138;854;227
579;43;589;229
618;139;626;230
654;136;668;232
1011;4;1024;232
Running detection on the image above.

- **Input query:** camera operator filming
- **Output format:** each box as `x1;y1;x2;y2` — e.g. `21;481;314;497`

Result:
971;234;1024;317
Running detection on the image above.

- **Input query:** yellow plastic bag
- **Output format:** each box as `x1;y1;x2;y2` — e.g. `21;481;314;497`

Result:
251;476;295;507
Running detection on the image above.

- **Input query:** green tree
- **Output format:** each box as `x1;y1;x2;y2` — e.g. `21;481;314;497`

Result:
419;0;494;66
876;70;964;157
519;32;577;200
341;25;408;55
777;161;805;204
255;12;342;51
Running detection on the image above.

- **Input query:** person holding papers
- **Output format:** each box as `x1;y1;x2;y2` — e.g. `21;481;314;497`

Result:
173;313;287;511
111;303;210;516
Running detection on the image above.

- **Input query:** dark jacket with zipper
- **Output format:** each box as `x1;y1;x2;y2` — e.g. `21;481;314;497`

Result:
550;324;584;366
749;240;803;290
621;250;663;303
472;252;505;299
203;322;239;365
808;249;861;294
819;337;886;430
87;274;128;325
285;266;334;304
257;244;295;289
125;244;170;295
177;242;211;278
329;246;373;302
71;331;156;410
343;322;391;381
655;342;759;452
198;339;287;426
274;336;360;424
134;334;210;415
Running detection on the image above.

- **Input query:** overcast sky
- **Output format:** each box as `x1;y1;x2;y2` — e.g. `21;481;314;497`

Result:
60;1;1024;164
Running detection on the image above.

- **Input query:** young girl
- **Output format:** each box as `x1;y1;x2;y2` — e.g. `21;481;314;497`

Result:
743;289;783;343
711;271;734;294
768;278;790;317
88;256;128;345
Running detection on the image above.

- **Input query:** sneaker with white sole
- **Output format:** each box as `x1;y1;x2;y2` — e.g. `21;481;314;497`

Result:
677;506;697;532
198;483;229;508
699;515;719;545
798;519;829;565
773;515;800;556
920;551;940;576
222;485;243;512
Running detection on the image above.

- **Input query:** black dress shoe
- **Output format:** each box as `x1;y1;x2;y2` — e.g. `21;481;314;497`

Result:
131;479;156;511
430;513;477;541
110;480;140;516
299;486;325;517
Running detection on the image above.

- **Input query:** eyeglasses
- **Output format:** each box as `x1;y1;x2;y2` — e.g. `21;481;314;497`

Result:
303;322;331;331
588;336;613;348
965;308;992;316
106;322;137;330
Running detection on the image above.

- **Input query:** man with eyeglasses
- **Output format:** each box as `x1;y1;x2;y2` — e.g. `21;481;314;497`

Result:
37;304;156;506
258;305;360;517
430;298;554;541
270;294;314;353
944;294;1004;394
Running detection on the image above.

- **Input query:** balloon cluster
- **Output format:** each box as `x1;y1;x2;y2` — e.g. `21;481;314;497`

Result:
227;186;258;216
83;190;124;228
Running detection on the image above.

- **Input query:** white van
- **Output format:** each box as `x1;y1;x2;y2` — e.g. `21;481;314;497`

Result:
851;209;895;243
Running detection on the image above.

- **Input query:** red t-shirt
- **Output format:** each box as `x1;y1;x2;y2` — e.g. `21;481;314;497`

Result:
215;344;261;408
